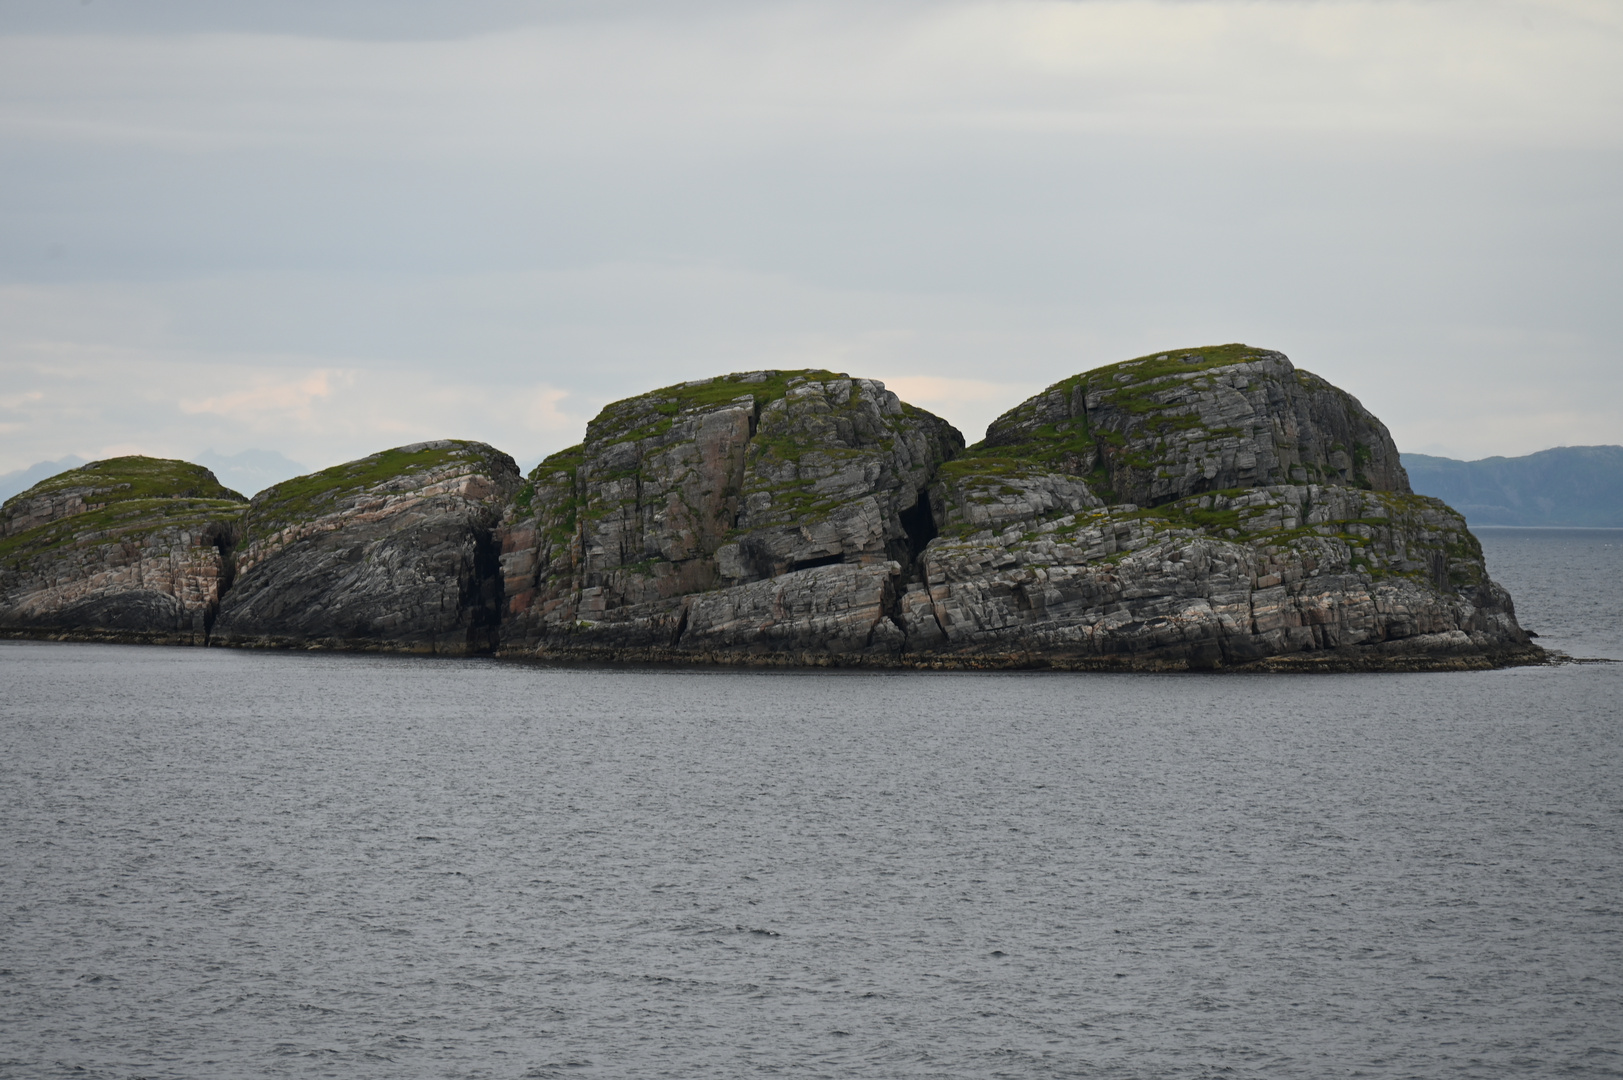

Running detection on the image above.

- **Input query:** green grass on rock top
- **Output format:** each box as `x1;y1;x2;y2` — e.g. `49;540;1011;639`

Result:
591;370;848;447
246;441;503;542
956;344;1288;498
1089;343;1276;385
2;455;246;514
986;343;1276;438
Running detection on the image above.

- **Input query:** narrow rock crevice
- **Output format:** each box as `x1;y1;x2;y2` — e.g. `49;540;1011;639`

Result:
203;524;239;645
916;557;950;643
899;488;938;559
464;525;505;654
868;570;903;652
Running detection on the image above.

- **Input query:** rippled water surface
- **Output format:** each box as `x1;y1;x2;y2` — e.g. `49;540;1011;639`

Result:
2;531;1620;1078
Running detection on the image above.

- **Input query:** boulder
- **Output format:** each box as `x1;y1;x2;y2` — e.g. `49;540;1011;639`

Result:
917;345;1529;669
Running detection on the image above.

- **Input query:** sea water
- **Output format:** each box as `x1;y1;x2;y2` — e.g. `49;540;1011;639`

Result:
1;529;1619;1078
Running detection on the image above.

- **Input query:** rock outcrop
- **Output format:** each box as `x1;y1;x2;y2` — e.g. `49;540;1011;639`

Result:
0;457;247;644
210;440;521;654
979;344;1408;505
497;371;963;656
499;349;1536;670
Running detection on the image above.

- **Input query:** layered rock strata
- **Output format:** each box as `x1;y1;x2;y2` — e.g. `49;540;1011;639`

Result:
497;371;963;655
0;457;247;644
912;483;1526;670
210;440;521;653
500;350;1536;670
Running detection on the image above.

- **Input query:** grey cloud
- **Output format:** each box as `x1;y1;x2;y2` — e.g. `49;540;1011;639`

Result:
0;0;678;40
0;1;1618;472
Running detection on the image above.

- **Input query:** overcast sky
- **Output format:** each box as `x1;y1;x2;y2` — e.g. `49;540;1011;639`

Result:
2;0;1619;479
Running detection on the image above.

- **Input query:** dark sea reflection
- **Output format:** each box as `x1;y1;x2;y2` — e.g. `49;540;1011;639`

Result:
1;532;1620;1078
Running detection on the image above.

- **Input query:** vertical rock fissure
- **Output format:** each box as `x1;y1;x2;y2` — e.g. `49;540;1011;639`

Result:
203;526;238;646
899;488;938;560
890;486;940;591
465;525;504;654
906;469;951;643
868;569;902;651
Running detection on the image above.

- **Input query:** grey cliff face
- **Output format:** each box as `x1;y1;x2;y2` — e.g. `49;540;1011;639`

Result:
498;371;963;655
910;484;1526;669
502;348;1534;671
211;440;521;654
0;457;246;644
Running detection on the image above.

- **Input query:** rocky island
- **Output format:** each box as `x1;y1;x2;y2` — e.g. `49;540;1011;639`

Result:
1;345;1541;670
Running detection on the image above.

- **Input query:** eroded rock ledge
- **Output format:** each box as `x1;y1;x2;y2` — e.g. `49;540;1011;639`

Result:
0;345;1543;670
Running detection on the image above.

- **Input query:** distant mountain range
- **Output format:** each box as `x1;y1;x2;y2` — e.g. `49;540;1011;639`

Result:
1403;446;1623;527
192;449;308;499
0;456;87;504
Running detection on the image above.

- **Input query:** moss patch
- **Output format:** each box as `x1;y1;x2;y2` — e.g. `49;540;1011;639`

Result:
1094;343;1266;384
528;444;586;484
594;369;846;447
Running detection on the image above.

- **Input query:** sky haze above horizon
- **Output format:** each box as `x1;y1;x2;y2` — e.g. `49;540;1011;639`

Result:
2;0;1620;478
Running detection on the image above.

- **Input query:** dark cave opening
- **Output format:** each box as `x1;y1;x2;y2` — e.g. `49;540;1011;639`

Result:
788;552;846;573
464;527;505;653
899;490;938;561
